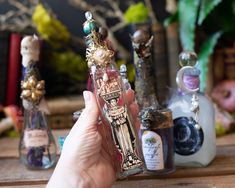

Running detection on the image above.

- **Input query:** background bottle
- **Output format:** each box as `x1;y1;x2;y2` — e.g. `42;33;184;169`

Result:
19;35;57;169
132;29;174;174
168;51;216;167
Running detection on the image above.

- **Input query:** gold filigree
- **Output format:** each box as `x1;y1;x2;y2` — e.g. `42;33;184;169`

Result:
86;44;114;68
21;75;45;104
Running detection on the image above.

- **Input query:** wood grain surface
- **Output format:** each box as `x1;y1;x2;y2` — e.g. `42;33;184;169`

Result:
0;130;234;188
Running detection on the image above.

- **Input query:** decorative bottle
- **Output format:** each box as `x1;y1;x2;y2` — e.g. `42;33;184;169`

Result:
131;29;174;174
19;35;57;169
168;51;216;167
83;12;144;179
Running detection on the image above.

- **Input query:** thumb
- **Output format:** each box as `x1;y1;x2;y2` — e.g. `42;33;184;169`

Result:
75;91;99;131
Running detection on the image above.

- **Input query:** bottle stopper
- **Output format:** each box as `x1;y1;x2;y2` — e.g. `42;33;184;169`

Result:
179;51;197;67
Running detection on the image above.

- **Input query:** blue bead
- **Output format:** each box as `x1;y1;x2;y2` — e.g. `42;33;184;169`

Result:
83;21;96;34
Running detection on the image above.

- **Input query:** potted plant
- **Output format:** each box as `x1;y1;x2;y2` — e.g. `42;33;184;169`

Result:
165;0;235;136
165;0;223;92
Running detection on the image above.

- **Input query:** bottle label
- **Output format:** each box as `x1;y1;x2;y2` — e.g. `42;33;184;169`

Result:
24;129;49;148
173;117;204;155
142;131;164;170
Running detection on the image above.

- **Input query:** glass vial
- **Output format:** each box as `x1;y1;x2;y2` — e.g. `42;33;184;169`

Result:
19;35;57;169
83;12;144;179
168;51;216;167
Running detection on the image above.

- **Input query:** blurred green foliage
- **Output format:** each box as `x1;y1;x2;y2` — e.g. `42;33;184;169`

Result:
32;3;87;95
49;50;87;82
32;3;70;48
116;60;135;83
215;122;226;136
124;2;149;24
165;0;224;92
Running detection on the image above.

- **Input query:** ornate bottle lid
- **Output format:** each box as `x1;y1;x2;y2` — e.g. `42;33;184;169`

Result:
131;29;153;59
20;35;45;106
83;11;114;69
139;107;172;129
21;35;40;68
83;12;97;35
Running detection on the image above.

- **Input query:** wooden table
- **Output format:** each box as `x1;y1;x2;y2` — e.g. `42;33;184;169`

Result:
0;130;235;188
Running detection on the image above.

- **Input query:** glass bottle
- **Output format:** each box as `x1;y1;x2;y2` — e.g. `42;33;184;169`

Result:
131;29;174;174
168;51;216;167
19;35;57;169
83;12;144;179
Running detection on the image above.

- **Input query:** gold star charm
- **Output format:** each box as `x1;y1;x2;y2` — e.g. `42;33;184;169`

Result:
21;75;45;104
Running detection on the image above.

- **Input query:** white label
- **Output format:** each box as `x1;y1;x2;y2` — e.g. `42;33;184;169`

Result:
142;131;164;170
24;129;49;148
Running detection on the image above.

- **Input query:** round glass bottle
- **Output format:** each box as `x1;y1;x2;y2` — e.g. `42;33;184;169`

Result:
168;51;216;167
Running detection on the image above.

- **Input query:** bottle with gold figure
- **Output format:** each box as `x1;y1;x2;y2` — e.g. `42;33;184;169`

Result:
131;29;174;174
19;35;57;169
168;51;216;167
83;12;144;178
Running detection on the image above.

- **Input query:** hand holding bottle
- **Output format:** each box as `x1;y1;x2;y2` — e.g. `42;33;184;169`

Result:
47;89;140;188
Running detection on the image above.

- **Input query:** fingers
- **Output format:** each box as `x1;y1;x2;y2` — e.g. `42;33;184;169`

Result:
72;91;99;133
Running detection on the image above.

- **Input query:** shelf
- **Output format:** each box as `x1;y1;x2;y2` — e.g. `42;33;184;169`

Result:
0;130;235;188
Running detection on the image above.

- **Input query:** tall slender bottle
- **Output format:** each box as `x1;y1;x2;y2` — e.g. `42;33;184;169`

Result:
168;51;216;167
131;29;174;174
19;35;57;169
83;12;144;178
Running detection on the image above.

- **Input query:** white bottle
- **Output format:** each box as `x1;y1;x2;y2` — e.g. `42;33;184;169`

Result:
168;51;216;167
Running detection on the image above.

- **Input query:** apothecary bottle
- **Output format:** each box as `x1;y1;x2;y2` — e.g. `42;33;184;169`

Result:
19;109;57;169
132;29;174;174
83;12;144;179
168;51;216;167
19;35;57;169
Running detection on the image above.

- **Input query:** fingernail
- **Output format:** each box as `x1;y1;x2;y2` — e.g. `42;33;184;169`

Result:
83;91;90;102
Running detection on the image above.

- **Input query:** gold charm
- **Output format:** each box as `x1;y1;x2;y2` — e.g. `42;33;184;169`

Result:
21;75;45;104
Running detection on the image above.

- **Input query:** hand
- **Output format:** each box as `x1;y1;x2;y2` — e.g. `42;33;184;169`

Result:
47;89;140;188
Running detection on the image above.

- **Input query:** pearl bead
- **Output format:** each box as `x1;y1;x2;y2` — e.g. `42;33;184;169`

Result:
179;51;197;67
194;123;201;130
103;73;108;82
85;11;93;20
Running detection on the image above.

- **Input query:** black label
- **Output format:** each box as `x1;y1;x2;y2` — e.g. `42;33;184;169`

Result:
173;117;204;156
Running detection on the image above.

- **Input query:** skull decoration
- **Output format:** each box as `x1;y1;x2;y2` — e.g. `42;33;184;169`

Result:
21;35;40;68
